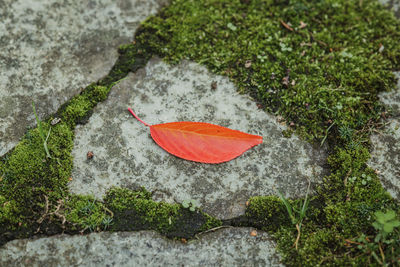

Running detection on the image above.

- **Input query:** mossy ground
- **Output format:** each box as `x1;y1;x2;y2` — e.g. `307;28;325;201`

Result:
1;0;400;265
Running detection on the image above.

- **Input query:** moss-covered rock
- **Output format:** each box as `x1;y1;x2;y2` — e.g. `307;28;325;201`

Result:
1;0;400;265
0;196;20;226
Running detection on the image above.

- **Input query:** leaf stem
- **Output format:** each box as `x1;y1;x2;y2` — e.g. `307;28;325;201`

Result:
128;108;150;127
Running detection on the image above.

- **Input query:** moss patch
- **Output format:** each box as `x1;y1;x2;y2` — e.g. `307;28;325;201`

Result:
64;195;112;232
0;122;74;226
244;196;291;232
104;187;221;238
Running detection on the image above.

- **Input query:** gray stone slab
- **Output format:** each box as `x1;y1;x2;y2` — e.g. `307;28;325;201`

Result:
70;58;327;219
0;228;283;267
369;72;400;200
0;0;167;156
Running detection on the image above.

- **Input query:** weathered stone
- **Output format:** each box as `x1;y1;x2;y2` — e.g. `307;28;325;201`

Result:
70;58;327;219
0;0;167;156
369;72;400;200
0;228;283;267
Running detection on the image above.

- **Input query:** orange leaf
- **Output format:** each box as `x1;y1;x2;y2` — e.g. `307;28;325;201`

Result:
128;108;263;163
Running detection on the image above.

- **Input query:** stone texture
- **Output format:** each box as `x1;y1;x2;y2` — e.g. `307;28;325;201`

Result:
0;228;283;267
369;72;400;200
70;58;327;220
0;0;167;156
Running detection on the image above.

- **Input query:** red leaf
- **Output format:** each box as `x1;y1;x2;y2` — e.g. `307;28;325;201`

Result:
128;108;263;163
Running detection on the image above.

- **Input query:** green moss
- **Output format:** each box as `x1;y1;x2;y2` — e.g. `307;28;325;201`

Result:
62;95;93;127
0;122;73;216
0;121;74;244
198;213;223;232
275;227;357;266
65;195;111;232
103;187;152;211
320;147;396;236
0;196;20;226
60;84;112;128
104;187;221;238
104;187;180;233
298;229;340;263
90;85;109;102
245;196;291;232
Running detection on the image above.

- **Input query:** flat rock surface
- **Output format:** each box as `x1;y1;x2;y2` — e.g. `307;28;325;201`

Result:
369;72;400;200
0;0;167;156
0;228;283;267
70;57;327;219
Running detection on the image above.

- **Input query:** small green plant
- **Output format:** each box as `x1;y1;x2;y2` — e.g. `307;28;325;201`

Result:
320;121;336;146
277;181;310;250
32;102;52;158
338;125;354;142
353;210;400;266
360;173;372;186
355;234;383;265
101;216;113;230
182;199;199;212
79;199;97;215
372;210;400;242
348;173;372;185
